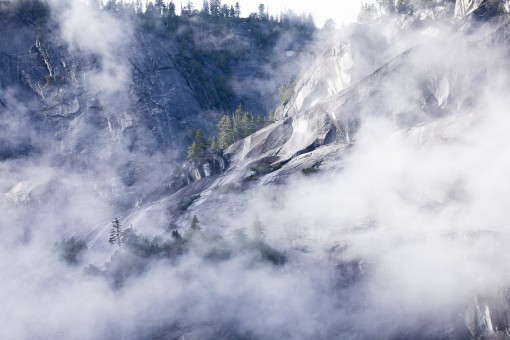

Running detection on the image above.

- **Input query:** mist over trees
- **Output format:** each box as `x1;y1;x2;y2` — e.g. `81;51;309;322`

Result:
6;0;510;339
0;0;316;116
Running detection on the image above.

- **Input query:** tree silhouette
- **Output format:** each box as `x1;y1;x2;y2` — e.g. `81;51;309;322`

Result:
108;218;123;249
190;215;201;232
217;115;234;149
187;129;208;164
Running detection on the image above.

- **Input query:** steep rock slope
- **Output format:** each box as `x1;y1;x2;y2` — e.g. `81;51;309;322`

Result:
170;16;509;198
0;6;311;208
112;16;510;337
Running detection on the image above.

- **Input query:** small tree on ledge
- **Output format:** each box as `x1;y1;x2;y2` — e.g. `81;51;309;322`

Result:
190;215;201;232
108;218;123;249
187;129;208;164
188;215;204;239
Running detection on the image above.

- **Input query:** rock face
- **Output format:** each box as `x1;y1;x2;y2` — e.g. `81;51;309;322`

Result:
124;16;495;219
5;2;510;339
99;10;510;337
0;17;276;155
0;8;311;207
455;0;508;19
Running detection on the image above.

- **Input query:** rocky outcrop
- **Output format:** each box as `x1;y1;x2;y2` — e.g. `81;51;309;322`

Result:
122;5;510;239
185;154;229;183
455;0;509;19
0;11;311;208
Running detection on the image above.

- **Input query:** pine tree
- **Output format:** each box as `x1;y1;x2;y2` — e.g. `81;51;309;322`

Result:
171;229;182;240
232;106;244;141
190;215;200;231
108;218;123;249
243;111;255;138
221;4;229;17
201;0;209;16
209;136;219;153
210;0;220;16
155;0;165;16
134;0;143;14
217;115;234;149
187;129;208;164
257;3;265;19
234;1;240;17
167;0;176;16
188;215;203;239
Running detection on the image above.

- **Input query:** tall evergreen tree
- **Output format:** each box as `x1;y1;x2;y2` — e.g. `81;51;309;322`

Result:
171;229;182;240
134;0;143;14
190;215;200;231
210;0;220;16
167;0;176;16
108;218;123;249
201;0;210;16
234;1;241;17
155;0;165;16
221;4;229;17
257;3;266;19
209;136;219;153
217;115;234;149
104;0;119;12
187;215;203;239
232;106;244;141
187;129;208;164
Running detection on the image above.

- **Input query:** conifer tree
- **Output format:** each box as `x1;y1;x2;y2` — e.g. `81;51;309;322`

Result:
221;4;229;17
232;105;244;141
108;218;123;249
171;229;182;240
257;4;266;20
201;0;210;16
234;1;241;17
217;115;234;149
187;129;208;164
210;0;221;16
167;0;176;16
209;136;219;153
155;0;166;16
190;215;201;231
188;215;203;239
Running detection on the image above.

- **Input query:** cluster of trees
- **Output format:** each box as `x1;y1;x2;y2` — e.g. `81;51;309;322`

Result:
107;215;203;252
197;0;241;18
104;215;285;273
359;0;449;21
216;106;271;149
0;0;50;23
187;106;272;164
1;0;314;36
91;0;315;33
64;214;285;288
